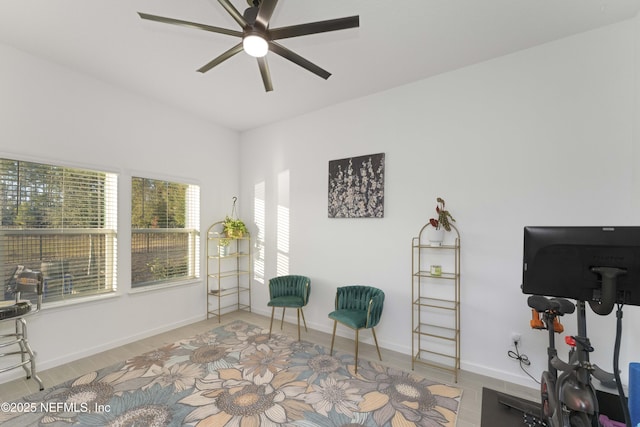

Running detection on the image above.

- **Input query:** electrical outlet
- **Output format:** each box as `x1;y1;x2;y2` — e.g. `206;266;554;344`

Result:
511;333;521;346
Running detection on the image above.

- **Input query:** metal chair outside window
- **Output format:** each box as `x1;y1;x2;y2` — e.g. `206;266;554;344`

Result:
267;275;311;341
328;285;385;373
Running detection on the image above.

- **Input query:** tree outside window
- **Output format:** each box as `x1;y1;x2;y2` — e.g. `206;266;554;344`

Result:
0;159;117;303
131;177;199;287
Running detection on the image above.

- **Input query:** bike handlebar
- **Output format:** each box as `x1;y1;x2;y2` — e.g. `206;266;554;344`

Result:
551;356;617;387
592;364;617;388
550;355;574;373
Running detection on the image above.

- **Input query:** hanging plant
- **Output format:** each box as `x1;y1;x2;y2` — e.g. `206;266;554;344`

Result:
223;196;248;238
223;216;247;238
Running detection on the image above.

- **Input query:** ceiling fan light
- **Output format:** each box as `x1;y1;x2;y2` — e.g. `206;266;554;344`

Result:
243;34;268;57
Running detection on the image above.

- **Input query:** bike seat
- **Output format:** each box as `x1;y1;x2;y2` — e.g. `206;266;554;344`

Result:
527;295;575;315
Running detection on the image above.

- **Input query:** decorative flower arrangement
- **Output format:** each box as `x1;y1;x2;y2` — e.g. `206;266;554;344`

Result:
223;216;248;238
429;197;455;231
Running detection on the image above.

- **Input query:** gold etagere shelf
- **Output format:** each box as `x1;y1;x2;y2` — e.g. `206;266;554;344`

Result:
206;221;251;322
411;223;460;382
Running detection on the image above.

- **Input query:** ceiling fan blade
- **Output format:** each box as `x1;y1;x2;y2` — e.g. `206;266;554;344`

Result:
217;0;248;28
197;43;244;73
269;15;359;40
255;0;278;29
257;57;274;92
138;13;242;37
269;41;331;80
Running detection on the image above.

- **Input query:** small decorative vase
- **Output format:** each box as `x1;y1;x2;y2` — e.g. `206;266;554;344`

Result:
430;265;442;276
219;245;230;257
427;227;445;246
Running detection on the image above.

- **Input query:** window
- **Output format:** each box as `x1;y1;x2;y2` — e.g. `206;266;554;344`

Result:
0;159;117;303
131;177;199;288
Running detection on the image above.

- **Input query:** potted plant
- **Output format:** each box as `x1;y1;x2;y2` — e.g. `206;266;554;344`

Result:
223;216;248;239
427;197;455;246
218;238;230;257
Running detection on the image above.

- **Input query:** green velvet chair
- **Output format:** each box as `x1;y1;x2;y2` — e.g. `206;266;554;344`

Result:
328;285;385;373
268;275;311;341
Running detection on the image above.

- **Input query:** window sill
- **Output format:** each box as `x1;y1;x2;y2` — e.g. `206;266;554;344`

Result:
128;278;202;295
41;291;120;311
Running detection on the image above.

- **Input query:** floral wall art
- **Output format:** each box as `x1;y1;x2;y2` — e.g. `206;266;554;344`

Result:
328;153;385;218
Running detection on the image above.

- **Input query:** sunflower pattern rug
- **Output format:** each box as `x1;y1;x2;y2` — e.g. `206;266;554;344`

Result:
1;320;461;426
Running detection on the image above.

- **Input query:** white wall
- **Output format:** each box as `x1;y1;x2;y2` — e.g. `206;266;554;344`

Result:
0;43;239;381
239;18;640;387
2;15;639;391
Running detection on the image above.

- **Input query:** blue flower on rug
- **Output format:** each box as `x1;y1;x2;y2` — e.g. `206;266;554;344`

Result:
75;383;193;426
302;376;362;417
288;337;315;354
288;344;353;383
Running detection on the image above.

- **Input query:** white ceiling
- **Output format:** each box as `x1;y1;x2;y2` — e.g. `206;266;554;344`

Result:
1;0;639;131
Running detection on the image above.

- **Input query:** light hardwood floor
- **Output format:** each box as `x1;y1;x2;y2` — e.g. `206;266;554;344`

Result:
0;311;539;426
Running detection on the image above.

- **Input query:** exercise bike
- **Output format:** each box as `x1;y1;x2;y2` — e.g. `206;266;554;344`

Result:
528;294;616;427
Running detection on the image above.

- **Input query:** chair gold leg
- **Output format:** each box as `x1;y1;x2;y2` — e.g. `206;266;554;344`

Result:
330;320;337;355
280;308;286;329
296;309;301;341
355;329;360;374
269;306;275;338
300;308;308;332
372;327;382;361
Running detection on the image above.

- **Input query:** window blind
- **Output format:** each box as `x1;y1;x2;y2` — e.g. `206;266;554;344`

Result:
131;177;199;287
0;159;118;303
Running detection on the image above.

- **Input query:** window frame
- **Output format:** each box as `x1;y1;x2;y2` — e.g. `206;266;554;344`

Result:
130;176;200;289
0;157;118;304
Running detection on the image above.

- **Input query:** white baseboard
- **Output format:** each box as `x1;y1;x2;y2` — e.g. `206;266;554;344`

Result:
253;306;412;355
256;306;541;390
0;313;205;385
460;360;540;389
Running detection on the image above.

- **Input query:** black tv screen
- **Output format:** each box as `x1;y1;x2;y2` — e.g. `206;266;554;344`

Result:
522;226;640;312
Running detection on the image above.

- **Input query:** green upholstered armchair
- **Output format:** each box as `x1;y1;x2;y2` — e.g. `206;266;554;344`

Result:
267;275;311;340
328;285;385;373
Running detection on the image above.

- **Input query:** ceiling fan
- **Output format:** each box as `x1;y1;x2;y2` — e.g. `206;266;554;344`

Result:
138;0;359;92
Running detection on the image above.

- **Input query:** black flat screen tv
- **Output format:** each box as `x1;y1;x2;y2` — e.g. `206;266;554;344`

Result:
522;226;640;314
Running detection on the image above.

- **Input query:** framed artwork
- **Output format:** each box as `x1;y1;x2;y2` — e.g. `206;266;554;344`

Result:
328;152;385;218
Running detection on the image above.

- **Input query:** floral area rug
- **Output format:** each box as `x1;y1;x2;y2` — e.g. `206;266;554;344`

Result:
1;320;461;426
